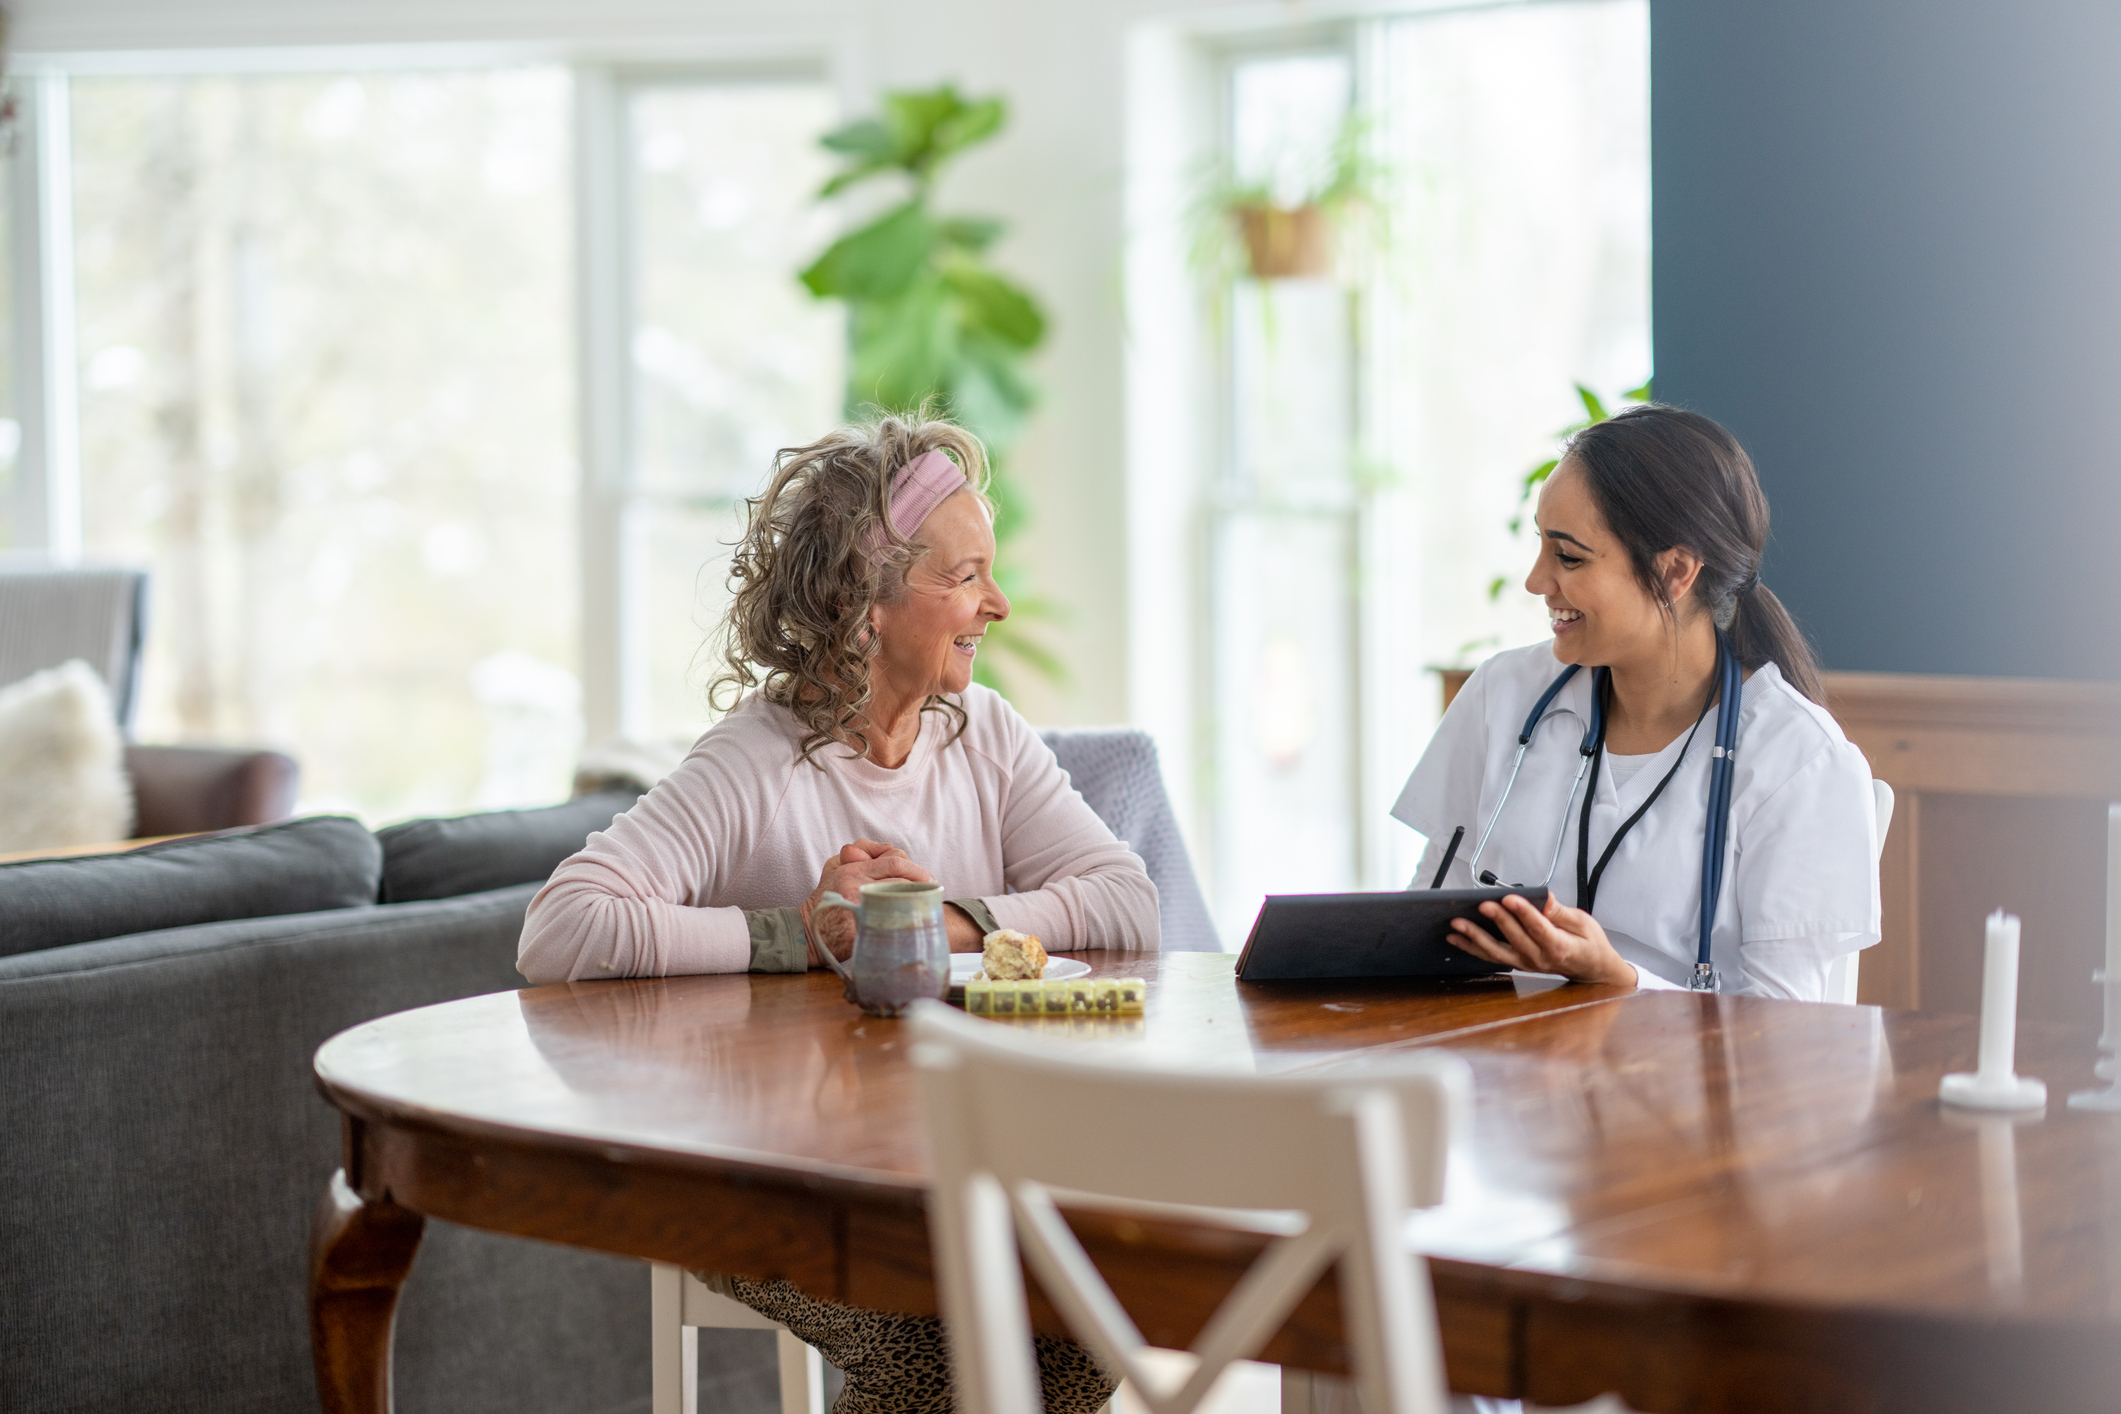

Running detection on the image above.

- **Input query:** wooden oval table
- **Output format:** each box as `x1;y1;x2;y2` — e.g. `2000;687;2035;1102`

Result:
310;952;2121;1413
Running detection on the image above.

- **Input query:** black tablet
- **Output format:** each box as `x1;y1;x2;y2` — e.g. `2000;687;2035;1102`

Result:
1234;886;1548;982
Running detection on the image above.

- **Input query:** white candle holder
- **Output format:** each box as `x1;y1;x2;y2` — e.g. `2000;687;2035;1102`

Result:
2066;969;2121;1113
1943;1069;2048;1110
1942;911;2047;1113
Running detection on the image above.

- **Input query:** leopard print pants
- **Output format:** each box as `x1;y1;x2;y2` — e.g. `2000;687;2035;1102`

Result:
725;1276;1117;1414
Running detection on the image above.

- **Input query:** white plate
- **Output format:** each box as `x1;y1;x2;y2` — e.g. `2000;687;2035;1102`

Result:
949;953;1092;984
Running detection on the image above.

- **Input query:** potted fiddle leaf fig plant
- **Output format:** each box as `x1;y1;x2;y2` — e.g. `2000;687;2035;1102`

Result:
799;84;1064;691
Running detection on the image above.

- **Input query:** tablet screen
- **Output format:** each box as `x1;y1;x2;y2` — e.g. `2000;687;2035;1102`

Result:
1234;886;1548;982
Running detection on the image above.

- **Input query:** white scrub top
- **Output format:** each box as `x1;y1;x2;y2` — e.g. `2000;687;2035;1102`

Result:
1392;641;1881;1001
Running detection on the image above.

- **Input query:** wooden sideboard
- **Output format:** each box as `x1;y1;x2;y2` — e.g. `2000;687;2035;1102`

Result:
1436;666;2121;1025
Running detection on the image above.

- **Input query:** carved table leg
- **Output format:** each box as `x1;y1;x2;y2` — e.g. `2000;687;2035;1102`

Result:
310;1168;426;1414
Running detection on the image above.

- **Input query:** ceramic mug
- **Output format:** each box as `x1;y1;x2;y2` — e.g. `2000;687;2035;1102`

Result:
811;880;950;1017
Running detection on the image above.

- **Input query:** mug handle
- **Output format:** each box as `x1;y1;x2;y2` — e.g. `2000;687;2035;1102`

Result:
810;892;858;981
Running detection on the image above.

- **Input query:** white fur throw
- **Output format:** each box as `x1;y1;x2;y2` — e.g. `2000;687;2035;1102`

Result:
0;660;135;853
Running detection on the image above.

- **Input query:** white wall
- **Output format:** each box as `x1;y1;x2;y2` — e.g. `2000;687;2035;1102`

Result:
11;0;1299;731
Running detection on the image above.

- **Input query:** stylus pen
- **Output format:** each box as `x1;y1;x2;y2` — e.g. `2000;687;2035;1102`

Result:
1430;826;1465;889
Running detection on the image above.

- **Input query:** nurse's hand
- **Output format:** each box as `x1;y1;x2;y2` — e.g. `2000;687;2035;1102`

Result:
1446;892;1639;988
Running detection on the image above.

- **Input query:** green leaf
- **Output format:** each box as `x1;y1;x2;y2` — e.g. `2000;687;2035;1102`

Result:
947;334;1041;452
1487;575;1508;602
800;202;936;301
943;265;1046;348
843;281;955;410
938;216;1006;252
1575;384;1610;424
820;118;902;163
930;96;1006;161
819;167;887;199
882;87;965;159
1623;378;1653;403
1523;458;1558;492
815;118;911;196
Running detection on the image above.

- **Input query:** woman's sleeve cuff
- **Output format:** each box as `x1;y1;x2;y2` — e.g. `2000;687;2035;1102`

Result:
746;906;811;973
951;898;1001;938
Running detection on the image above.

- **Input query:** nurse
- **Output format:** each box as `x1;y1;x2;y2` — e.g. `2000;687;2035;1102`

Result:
1393;405;1879;1000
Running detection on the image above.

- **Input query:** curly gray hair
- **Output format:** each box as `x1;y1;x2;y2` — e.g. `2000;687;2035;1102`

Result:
708;411;992;765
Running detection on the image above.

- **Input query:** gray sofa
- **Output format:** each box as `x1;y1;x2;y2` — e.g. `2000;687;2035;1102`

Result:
0;799;670;1414
0;728;1213;1414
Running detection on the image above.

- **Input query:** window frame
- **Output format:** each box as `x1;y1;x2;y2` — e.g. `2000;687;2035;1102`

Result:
575;58;840;744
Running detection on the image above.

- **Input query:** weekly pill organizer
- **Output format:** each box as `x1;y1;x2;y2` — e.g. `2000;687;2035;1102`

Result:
960;975;1146;1016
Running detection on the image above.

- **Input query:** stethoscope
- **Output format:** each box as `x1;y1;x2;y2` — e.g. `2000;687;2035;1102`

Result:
1456;630;1743;991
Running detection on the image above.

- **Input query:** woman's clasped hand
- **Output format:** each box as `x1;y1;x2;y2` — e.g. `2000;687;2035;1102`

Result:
798;839;988;965
800;840;931;963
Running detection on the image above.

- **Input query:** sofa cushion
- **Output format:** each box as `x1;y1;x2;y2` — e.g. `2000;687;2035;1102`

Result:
376;789;640;904
0;814;380;959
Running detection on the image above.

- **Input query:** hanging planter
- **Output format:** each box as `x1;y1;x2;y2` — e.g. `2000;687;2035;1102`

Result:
1192;113;1385;286
1235;203;1334;280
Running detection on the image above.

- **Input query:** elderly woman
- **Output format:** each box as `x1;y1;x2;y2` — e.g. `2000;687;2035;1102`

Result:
520;413;1154;1414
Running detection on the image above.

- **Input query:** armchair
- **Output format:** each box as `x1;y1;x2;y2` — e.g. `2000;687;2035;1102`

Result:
1;562;298;838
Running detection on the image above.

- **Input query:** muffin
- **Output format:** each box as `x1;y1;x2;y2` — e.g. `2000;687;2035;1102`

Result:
980;929;1049;981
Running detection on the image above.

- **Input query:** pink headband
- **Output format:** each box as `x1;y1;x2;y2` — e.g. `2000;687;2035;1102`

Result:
882;449;968;540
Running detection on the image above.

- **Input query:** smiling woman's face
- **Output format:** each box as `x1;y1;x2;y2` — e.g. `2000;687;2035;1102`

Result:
869;487;1011;700
1527;458;1686;669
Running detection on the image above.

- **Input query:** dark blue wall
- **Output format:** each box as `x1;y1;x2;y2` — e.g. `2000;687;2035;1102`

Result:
1652;0;2121;682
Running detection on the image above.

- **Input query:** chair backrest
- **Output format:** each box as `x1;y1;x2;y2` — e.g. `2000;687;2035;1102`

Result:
0;564;148;732
1040;727;1220;951
1872;780;1895;864
910;1002;1463;1414
1824;780;1896;1005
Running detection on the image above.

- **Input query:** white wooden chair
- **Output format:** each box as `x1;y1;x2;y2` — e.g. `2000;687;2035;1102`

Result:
1824;779;1896;1005
649;1263;824;1414
908;1000;1467;1414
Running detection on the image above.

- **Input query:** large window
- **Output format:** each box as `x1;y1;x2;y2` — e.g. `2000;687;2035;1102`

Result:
1208;49;1365;939
624;81;844;741
1152;1;1651;942
9;65;842;822
1368;0;1651;889
71;69;578;819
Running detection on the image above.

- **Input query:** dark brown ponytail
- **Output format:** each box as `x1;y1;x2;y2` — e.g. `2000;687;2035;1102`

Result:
1564;405;1824;703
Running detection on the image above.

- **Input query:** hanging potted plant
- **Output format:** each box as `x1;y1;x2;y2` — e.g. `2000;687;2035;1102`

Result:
1202;115;1384;282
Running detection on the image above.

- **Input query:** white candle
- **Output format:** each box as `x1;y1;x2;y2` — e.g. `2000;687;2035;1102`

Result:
2107;804;2120;984
1977;911;2022;1081
2104;806;2120;1064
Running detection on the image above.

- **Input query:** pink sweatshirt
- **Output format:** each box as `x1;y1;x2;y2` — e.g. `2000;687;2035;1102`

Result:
518;685;1160;983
